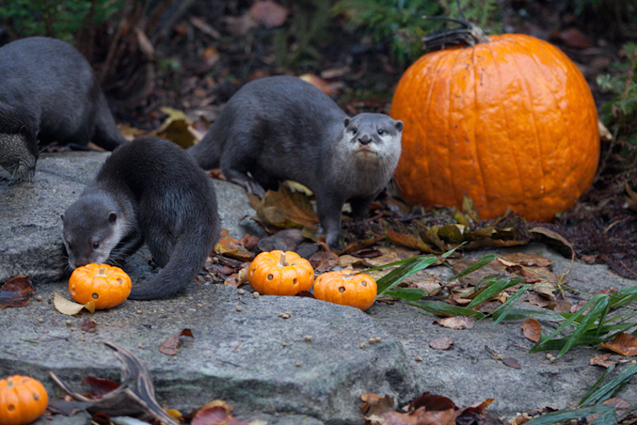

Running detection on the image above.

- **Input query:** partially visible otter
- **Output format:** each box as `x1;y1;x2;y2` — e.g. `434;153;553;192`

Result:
62;136;220;300
187;76;403;248
0;36;127;181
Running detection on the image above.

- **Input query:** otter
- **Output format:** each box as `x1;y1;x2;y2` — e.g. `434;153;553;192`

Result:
187;75;403;248
62;136;220;300
0;36;127;181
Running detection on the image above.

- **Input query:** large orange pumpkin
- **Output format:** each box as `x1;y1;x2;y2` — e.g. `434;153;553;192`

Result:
390;33;599;222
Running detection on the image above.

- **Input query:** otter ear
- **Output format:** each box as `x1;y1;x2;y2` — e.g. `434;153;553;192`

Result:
108;212;117;224
395;120;404;132
343;118;350;128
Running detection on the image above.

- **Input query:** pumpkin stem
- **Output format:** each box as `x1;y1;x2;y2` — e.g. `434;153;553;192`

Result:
421;0;490;49
98;266;107;277
279;252;288;267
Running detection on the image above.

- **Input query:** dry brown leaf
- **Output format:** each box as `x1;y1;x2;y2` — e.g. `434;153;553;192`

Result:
529;227;574;261
429;337;454;350
250;184;319;230
80;318;97;333
0;275;35;308
521;318;542;342
433;316;475;330
53;292;95;315
600;333;637;357
361;393;451;425
499;253;553;268
590;353;616;368
192;400;248;425
299;74;338;96
625;183;637;212
502;357;521;369
385;226;438;254
214;229;255;261
249;0;289;28
159;329;195;356
558;27;593;48
149;107;197;148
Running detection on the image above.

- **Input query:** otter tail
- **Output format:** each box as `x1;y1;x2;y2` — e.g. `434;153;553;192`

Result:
186;122;224;170
128;195;220;300
92;91;127;151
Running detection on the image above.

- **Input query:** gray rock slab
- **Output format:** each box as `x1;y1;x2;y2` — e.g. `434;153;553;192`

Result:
2;153;637;424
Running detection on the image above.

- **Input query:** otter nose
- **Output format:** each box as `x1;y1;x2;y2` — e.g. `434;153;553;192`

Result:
358;134;371;145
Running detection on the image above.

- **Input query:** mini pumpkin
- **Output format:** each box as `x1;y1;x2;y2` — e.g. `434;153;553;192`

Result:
69;263;132;309
390;32;599;222
313;270;377;311
0;375;49;425
248;250;314;296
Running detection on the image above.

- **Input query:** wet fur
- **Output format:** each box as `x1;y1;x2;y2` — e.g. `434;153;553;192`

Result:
62;137;220;300
187;76;403;247
0;37;126;180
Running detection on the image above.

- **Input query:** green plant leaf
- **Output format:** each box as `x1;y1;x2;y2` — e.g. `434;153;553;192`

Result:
580;363;637;406
491;284;532;324
579;364;616;406
467;277;524;309
449;253;497;281
407;300;485;319
385;287;427;301
523;405;614;425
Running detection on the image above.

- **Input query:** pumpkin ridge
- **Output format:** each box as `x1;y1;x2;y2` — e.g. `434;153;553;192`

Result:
447;47;467;208
514;36;575;203
469;43;490;212
501;37;548;208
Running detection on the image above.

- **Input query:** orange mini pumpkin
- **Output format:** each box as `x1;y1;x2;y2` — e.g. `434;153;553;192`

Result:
390;33;599;222
69;263;132;309
248;250;314;296
313;270;377;311
0;375;49;425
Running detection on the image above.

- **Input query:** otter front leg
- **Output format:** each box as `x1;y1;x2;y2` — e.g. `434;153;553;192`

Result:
348;195;376;220
316;191;346;249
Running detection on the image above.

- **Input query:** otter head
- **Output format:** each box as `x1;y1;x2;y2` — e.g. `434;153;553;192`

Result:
342;113;403;168
61;192;125;269
0;105;38;181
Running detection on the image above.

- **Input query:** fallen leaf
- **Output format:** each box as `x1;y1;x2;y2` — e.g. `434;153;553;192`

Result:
149;107;197;148
249;184;319;230
0;276;35;308
214;229;255;261
385;226;439;254
530;227;574;260
159;329;195;356
600;333;637;357
309;241;339;274
81;376;120;399
502;357;521;369
53;292;95;315
434;316;475;330
590;353;616;368
299;74;338;96
80;318;97;333
192;400;248;425
498;253;553;268
558;27;593;48
429;337;454;350
521;318;542;342
625;183;637;213
249;0;289;28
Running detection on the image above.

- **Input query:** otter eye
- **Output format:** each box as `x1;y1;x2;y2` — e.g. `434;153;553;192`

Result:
378;128;384;135
92;241;100;249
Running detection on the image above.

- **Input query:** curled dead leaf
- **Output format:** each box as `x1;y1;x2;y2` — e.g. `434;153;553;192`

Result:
433;316;475;330
192;400;248;425
600;333;637;357
159;329;195;356
590;353;616;368
429;337;454;350
0;275;35;308
521;318;542;342
54;292;95;315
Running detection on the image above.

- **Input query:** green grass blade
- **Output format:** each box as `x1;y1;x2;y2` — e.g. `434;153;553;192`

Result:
376;255;438;294
589;407;618;425
556;295;610;358
467;277;524;309
449;253;496;281
384;287;427;301
491;308;563;322
579;363;615;406
530;294;607;354
407;300;486;319
523;405;614;425
580;363;637;406
491;284;532;324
